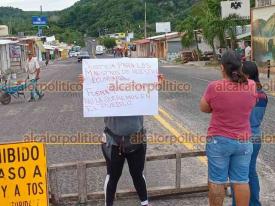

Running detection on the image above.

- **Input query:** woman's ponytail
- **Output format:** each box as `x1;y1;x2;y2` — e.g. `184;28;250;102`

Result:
231;70;248;84
221;51;248;84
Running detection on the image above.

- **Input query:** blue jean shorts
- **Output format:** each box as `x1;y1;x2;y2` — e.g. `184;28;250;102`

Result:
206;136;253;184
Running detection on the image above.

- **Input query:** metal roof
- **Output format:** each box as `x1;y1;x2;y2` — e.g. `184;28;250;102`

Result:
0;39;19;45
147;32;181;40
133;39;150;45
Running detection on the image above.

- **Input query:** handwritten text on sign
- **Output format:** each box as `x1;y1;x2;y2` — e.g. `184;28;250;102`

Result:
83;58;159;117
0;142;48;206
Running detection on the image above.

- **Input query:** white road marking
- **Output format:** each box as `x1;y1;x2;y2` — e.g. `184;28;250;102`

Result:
5;109;21;116
161;65;183;68
33;106;47;113
191;77;210;83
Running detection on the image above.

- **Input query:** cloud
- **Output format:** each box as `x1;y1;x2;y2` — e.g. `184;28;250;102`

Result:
0;0;80;11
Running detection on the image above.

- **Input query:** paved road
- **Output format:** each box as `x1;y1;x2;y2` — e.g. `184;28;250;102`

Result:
1;57;275;205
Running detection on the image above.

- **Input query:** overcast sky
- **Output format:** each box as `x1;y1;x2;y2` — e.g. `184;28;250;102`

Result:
0;0;80;11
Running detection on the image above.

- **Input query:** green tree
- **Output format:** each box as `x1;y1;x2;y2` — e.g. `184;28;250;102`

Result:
177;0;247;57
101;37;117;49
177;16;200;48
199;10;219;55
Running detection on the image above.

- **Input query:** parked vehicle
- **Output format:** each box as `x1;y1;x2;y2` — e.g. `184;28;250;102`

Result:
201;51;214;61
69;51;77;57
96;45;104;55
77;51;90;62
70;46;81;57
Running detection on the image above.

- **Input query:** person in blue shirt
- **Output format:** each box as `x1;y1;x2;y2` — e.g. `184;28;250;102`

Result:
232;61;268;206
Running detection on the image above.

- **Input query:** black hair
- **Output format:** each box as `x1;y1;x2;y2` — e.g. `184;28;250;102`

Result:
221;51;248;84
242;61;262;89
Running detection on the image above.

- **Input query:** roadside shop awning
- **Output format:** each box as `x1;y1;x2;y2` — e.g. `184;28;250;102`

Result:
35;40;46;52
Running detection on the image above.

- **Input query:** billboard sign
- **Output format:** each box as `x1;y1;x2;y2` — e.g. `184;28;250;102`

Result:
9;44;21;58
156;22;171;33
221;1;250;19
46;36;55;42
32;16;48;26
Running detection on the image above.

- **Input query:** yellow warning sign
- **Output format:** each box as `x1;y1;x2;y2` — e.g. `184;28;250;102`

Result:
0;142;48;206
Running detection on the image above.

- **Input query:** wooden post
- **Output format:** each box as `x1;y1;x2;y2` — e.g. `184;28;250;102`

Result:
175;152;181;189
48;151;208;202
267;60;271;79
77;162;87;204
49;168;60;205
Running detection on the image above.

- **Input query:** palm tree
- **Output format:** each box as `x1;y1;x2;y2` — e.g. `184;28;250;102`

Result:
177;15;202;61
178;0;247;59
177;16;200;48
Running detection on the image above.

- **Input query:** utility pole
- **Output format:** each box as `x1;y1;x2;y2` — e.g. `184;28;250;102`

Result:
38;5;43;36
9;16;12;35
144;1;147;38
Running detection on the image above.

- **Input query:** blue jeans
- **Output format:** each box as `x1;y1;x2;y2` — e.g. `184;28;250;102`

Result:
206;136;253;184
29;79;41;99
232;137;261;206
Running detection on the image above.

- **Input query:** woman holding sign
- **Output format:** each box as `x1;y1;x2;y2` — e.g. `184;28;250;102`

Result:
102;116;149;206
78;73;164;206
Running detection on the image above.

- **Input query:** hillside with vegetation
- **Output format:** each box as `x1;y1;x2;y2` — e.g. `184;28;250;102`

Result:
0;0;199;44
57;0;199;37
0;0;255;47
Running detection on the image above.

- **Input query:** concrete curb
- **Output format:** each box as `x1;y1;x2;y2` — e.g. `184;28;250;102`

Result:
161;61;275;79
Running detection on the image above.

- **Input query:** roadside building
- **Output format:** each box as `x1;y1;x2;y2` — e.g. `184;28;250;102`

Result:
166;35;184;61
0;39;25;74
255;0;275;7
35;39;46;61
133;31;222;61
147;32;181;60
133;32;183;60
18;36;45;61
58;43;70;60
44;44;57;60
132;39;150;57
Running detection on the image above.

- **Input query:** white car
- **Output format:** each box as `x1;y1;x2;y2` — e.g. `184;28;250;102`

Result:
96;45;104;55
69;51;77;57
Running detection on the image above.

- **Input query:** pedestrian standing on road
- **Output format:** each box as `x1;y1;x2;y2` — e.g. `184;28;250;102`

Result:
200;51;257;206
245;42;252;61
78;73;165;206
25;51;44;102
113;48;116;58
46;52;50;67
102;74;164;206
232;61;268;206
102;116;149;206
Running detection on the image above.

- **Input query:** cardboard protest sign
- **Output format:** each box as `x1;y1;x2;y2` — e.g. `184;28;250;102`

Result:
83;58;159;117
0;142;48;206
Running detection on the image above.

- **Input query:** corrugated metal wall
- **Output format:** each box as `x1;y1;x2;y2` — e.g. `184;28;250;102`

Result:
0;44;10;73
